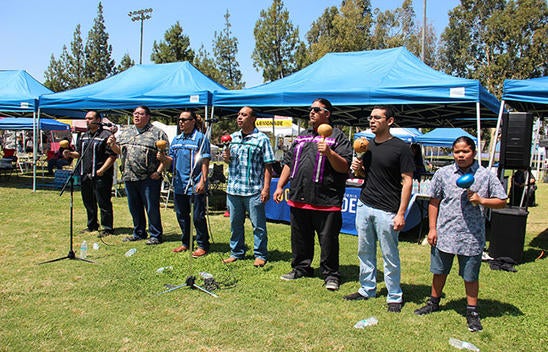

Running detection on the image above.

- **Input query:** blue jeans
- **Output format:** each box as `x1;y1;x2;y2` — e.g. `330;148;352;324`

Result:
125;178;163;239
227;193;268;261
174;192;209;250
355;200;402;303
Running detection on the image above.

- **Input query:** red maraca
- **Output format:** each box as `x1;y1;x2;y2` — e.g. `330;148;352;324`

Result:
221;134;232;150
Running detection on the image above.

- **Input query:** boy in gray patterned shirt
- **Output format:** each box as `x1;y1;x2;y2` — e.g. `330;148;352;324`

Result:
414;136;507;332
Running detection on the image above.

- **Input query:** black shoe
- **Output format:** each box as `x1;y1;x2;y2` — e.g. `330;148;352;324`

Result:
80;228;98;234
343;292;368;301
145;237;161;245
280;270;305;281
414;299;440;315
387;302;403;313
123;236;144;242
325;280;340;291
98;230;113;238
466;310;483;332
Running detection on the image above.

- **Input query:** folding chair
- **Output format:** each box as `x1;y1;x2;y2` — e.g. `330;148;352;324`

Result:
160;173;174;208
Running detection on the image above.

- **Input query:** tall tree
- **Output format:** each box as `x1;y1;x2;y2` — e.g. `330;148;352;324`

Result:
371;0;437;65
114;53;135;74
306;6;340;64
150;21;195;63
194;45;222;83
438;0;547;97
305;0;374;63
43;47;70;92
67;24;86;88
213;10;244;89
84;2;115;84
252;0;304;82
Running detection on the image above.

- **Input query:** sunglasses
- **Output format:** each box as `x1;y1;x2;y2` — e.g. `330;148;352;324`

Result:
178;117;194;122
368;115;386;121
310;106;329;113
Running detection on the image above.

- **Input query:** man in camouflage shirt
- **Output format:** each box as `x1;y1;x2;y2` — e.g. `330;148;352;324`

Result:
108;105;169;245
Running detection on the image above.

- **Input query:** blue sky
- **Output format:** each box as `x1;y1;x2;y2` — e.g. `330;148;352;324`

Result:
1;0;460;88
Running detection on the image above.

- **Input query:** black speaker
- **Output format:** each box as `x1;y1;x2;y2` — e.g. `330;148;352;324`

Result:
499;112;533;169
488;207;528;263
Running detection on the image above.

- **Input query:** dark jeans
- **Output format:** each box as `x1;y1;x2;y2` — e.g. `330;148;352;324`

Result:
289;207;342;282
125;178;163;239
48;158;70;173
81;175;114;231
174;193;209;250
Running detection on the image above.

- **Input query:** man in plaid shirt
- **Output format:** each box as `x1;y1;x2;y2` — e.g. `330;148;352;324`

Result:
222;106;275;267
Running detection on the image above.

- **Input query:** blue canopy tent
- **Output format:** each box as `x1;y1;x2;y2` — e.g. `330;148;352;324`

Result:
355;128;422;143
0;70;55;190
0;70;53;113
213;47;500;132
415;128;477;147
0;117;69;131
489;76;548;175
38;62;227;115
502;76;548;113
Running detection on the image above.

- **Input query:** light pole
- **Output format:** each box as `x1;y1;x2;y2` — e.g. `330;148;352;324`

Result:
128;8;153;64
421;0;426;62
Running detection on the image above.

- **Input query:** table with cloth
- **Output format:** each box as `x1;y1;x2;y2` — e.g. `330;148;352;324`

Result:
265;178;428;235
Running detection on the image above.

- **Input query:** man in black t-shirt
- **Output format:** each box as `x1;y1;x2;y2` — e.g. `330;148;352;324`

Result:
344;106;414;313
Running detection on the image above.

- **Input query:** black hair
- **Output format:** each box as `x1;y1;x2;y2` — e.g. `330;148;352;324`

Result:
135;105;152;115
452;136;476;152
88;110;102;120
241;106;256;118
372;105;396;119
313;98;333;112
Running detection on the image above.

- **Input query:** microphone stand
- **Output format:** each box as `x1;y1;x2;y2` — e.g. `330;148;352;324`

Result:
160;118;218;297
39;132;97;264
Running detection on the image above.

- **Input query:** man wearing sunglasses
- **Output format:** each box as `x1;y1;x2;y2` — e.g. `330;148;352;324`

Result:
345;105;414;313
274;98;352;291
157;110;211;258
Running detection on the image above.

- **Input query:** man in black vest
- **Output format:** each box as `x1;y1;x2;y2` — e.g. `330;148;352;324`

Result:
66;111;117;236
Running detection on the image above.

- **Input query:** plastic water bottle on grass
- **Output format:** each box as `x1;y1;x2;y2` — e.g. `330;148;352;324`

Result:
125;248;137;257
80;240;88;259
354;316;378;329
156;266;173;273
448;337;479;351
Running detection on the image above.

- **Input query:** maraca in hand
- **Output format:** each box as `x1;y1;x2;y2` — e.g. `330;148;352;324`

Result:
352;137;369;178
220;134;232;150
317;124;333;141
456;173;477;206
156;140;168;154
353;137;369;154
456;173;474;189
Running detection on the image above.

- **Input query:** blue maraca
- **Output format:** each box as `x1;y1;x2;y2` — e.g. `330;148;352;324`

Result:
456;173;477;206
456;173;475;189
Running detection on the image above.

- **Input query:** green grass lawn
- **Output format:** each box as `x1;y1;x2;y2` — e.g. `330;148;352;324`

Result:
0;174;546;351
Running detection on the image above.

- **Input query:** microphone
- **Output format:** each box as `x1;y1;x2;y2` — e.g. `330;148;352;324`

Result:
91;122;113;127
204;118;219;123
